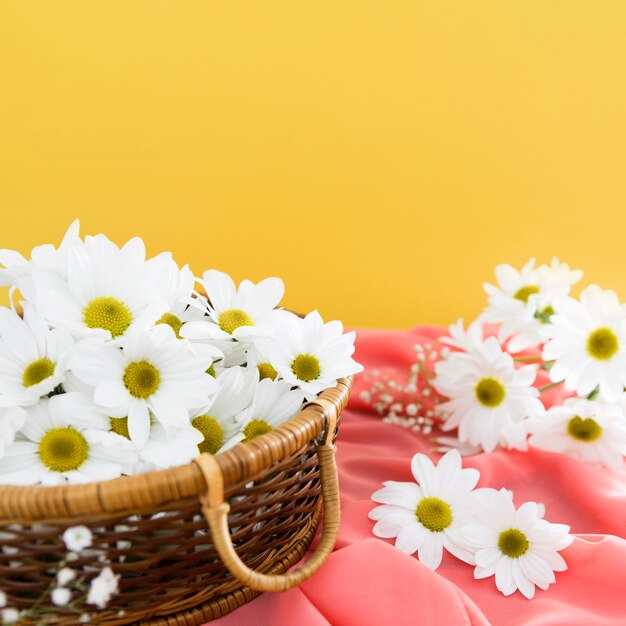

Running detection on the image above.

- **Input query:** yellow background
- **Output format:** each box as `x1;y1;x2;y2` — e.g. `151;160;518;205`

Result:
1;2;626;329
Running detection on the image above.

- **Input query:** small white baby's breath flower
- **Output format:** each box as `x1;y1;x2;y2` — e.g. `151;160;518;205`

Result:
57;567;75;586
1;608;20;624
62;526;93;552
51;587;71;606
86;567;119;609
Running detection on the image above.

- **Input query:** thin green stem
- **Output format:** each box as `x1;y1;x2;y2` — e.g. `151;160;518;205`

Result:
538;380;562;393
513;355;542;362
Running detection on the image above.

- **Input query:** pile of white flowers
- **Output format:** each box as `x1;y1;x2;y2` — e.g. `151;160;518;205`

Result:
432;258;626;467
0;221;362;486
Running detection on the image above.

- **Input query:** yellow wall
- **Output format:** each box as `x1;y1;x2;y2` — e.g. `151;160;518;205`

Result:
2;2;626;328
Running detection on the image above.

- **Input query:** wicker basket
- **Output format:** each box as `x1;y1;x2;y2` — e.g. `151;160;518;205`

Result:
0;377;352;624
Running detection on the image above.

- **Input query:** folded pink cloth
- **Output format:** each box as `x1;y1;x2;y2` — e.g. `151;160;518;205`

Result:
213;326;626;625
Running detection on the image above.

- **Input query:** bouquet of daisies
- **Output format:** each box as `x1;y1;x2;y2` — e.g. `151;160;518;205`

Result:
0;221;363;486
431;258;626;467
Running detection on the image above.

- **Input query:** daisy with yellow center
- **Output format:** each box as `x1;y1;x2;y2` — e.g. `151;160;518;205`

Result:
543;285;626;402
258;310;363;401
71;326;217;449
369;450;481;571
236;379;304;444
462;488;573;599
0;394;136;486
189;366;258;455
434;337;544;453
527;398;626;469
29;233;172;340
180;269;285;367
0;305;74;406
482;258;583;353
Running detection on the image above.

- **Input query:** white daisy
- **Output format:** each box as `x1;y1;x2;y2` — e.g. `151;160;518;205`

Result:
143;253;213;341
433;337;544;452
0;305;75;406
258;310;363;401
527;397;626;469
0;406;27;461
71;325;217;448
369;450;481;570
462;488;573;599
0;220;82;302
440;318;486;353
542;285;626;402
190;366;258;455
108;416;204;470
29;233;170;340
483;258;583;353
0;394;137;486
180;269;285;347
236;378;304;443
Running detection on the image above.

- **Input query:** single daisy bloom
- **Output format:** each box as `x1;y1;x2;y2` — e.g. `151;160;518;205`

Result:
246;343;279;382
190;366;258;455
527;397;626;469
0;406;27;461
71;325;217;448
0;394;137;486
29;233;170;340
258;310;363;401
143;253;212;340
482;258;582;353
369;450;481;570
543;285;626;402
180;269;285;346
0;305;75;406
462;488;573;599
433;337;544;452
236;378;304;443
108;416;204;471
0;220;82;302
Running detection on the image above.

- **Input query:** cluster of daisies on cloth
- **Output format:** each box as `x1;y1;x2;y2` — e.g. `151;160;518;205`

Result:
368;258;626;600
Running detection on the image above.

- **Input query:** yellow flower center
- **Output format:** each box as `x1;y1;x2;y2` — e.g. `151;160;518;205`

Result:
109;417;130;440
474;377;506;407
291;353;321;382
38;427;89;472
415;497;453;532
123;361;161;399
513;285;540;303
155;312;183;338
218;308;254;334
586;327;619;360
498;528;529;558
83;296;133;337
192;415;224;455
257;362;278;381
567;416;602;442
22;358;55;388
242;418;272;442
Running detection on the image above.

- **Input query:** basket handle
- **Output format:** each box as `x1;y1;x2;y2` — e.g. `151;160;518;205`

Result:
194;401;340;592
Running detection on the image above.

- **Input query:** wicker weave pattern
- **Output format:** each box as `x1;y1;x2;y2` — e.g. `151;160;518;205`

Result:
0;378;352;624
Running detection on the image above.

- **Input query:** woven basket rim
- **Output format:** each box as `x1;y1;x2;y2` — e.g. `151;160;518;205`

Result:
0;377;352;521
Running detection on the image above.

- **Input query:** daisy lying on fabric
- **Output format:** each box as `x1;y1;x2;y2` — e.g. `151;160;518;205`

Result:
369;451;573;600
0;221;363;485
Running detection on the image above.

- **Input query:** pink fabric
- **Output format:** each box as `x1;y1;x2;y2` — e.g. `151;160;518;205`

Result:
213;326;626;625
